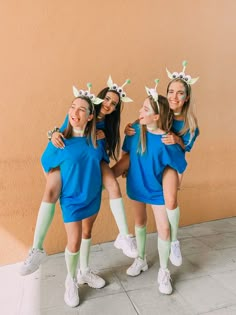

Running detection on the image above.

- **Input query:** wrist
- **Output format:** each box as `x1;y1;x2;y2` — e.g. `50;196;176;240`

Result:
47;127;60;141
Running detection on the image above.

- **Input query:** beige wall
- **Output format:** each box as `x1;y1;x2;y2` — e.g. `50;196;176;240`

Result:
1;1;236;265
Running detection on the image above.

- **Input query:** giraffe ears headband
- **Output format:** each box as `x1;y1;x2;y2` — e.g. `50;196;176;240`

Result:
166;61;199;85
73;83;104;105
145;79;160;111
107;75;133;103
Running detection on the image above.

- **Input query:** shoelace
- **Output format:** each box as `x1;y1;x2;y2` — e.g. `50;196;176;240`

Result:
160;271;171;285
173;243;181;257
24;249;36;264
67;280;79;298
132;258;143;268
84;268;100;279
126;236;137;251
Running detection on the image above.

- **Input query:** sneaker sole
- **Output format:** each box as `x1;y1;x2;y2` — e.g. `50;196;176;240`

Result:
169;254;182;267
77;279;105;289
64;294;80;307
20;255;48;276
159;287;173;295
114;242;138;259
126;264;148;277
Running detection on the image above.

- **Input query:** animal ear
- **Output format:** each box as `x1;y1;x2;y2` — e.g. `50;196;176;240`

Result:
166;68;173;79
107;75;113;88
72;86;80;97
189;77;199;84
122;96;133;103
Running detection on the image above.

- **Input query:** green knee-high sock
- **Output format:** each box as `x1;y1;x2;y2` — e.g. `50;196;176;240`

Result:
109;198;129;235
80;238;91;272
65;247;80;278
158;237;171;269
33;202;56;249
166;206;180;242
135;225;146;260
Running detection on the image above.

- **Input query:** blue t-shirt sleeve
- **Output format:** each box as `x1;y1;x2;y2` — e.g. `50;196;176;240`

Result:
41;142;63;173
122;135;131;153
122;123;139;153
60;115;69;132
162;145;187;174
181;127;199;152
98;139;110;164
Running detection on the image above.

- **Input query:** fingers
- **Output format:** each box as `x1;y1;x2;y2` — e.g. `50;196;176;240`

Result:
96;130;105;140
51;133;65;148
124;123;136;136
161;134;174;145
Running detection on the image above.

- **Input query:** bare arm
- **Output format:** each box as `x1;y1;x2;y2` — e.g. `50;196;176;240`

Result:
111;153;130;178
124;119;139;136
51;131;65;148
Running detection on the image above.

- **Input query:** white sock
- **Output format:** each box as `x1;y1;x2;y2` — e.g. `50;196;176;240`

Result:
158;237;170;269
166;206;180;242
109;198;129;235
33;202;55;249
65;247;80;279
80;238;91;273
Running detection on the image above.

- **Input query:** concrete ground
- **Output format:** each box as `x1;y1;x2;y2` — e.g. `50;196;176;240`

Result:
1;217;236;315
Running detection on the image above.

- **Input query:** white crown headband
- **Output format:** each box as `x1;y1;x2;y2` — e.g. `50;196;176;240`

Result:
107;75;133;103
166;61;199;85
73;83;104;105
145;79;160;111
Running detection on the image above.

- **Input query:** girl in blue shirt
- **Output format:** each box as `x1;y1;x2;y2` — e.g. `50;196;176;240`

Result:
20;78;137;290
124;62;199;268
24;91;109;307
113;81;187;294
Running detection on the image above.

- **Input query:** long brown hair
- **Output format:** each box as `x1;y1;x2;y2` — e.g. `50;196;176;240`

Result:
63;96;97;148
95;87;122;160
167;78;199;140
138;95;173;154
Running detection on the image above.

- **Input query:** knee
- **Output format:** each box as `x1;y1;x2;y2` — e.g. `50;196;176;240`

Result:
165;198;178;210
82;228;92;239
135;218;147;227
67;239;80;253
158;225;170;241
43;187;60;203
104;178;121;197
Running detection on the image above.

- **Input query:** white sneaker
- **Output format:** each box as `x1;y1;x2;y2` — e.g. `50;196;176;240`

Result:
20;248;47;276
126;257;148;276
114;234;138;258
169;240;182;266
157;268;172;295
64;275;80;307
77;268;105;289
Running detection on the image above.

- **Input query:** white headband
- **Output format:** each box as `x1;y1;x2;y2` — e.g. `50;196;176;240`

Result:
73;83;104;105
107;75;133;103
166;60;199;85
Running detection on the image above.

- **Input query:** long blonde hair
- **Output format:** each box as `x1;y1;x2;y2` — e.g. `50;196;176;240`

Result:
167;78;199;140
63;96;97;148
138;95;173;154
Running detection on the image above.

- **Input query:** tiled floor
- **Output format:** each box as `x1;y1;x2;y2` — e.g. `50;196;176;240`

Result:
1;217;236;315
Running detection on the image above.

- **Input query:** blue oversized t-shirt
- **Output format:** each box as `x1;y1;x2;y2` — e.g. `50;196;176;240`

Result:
41;137;108;223
122;123;187;205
